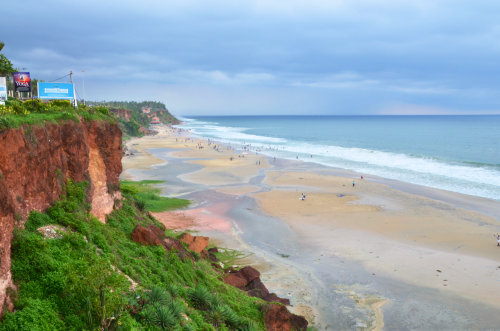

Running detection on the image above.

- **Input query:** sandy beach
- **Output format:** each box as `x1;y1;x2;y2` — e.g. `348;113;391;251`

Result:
121;125;500;330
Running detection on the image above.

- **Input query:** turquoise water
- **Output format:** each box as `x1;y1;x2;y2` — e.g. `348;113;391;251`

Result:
178;116;500;201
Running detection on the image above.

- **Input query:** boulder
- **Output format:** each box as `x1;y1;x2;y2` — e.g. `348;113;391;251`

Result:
179;233;195;245
234;266;260;285
208;247;218;253
223;274;247;288
131;225;162;246
147;224;165;240
162;236;192;260
246;278;269;298
262;304;308;331
247;289;264;298
188;236;209;253
179;233;209;253
162;236;184;251
289;314;308;330
208;252;219;262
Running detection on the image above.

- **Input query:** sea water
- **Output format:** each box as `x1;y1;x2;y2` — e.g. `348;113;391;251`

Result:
178;116;500;201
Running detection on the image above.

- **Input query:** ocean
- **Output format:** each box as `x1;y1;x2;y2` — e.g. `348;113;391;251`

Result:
177;115;500;201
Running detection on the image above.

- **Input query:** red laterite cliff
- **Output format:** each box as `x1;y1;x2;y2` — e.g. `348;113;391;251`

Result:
0;120;123;314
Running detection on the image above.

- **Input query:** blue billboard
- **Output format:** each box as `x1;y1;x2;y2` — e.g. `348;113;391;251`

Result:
38;82;75;100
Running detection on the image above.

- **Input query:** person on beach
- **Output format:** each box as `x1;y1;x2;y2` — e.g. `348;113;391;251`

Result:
353;180;355;187
495;234;500;246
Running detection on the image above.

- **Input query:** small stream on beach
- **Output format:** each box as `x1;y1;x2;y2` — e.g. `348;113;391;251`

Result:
125;145;500;330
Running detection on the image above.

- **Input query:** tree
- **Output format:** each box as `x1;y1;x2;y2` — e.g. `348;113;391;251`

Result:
0;41;15;76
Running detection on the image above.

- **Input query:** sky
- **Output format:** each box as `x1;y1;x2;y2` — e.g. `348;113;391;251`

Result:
2;0;500;116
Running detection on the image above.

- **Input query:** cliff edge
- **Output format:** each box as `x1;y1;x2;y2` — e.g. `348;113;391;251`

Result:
0;120;123;314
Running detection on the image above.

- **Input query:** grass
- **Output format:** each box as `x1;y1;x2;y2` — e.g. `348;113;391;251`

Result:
0;104;115;130
120;180;190;212
216;248;253;267
1;179;268;330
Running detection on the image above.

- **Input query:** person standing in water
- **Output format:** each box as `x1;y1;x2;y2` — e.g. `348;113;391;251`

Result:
353;180;355;187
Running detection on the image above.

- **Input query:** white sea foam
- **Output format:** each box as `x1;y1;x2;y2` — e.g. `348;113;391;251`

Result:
182;120;287;143
180;117;500;201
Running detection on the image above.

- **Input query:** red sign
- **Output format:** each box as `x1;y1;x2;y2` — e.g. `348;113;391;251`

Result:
13;72;31;93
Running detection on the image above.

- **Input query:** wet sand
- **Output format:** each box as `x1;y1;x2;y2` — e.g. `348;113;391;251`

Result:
121;125;500;330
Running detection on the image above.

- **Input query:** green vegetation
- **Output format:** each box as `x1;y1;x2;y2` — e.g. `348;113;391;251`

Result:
0;43;14;76
2;180;268;330
215;249;253;267
87;101;168;113
118;118;143;140
87;101;179;140
120;180;190;212
0;100;114;130
153;110;179;125
0;54;14;76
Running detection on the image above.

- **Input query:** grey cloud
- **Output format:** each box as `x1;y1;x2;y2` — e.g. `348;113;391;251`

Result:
1;0;499;114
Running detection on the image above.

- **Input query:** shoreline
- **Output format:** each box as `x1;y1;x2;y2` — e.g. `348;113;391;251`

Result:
121;125;500;330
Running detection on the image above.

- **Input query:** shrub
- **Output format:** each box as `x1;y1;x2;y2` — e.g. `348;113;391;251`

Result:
10;100;26;115
147;287;171;306
94;106;109;115
188;286;211;311
0;298;65;331
49;100;72;108
23;99;45;113
134;197;147;211
143;304;177;330
121;184;139;195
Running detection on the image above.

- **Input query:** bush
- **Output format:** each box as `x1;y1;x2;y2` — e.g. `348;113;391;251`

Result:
0;298;65;331
93;106;109;115
10;100;26;115
49;100;72;108
121;184;139;195
23;99;46;113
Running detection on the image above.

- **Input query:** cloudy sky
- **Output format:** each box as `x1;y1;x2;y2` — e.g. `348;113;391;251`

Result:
2;0;500;115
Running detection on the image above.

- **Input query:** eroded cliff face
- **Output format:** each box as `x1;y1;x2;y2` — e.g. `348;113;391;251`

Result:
0;120;123;314
109;108;131;121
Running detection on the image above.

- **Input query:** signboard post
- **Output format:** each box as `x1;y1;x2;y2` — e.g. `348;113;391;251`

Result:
0;77;6;106
13;72;31;98
37;82;75;100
